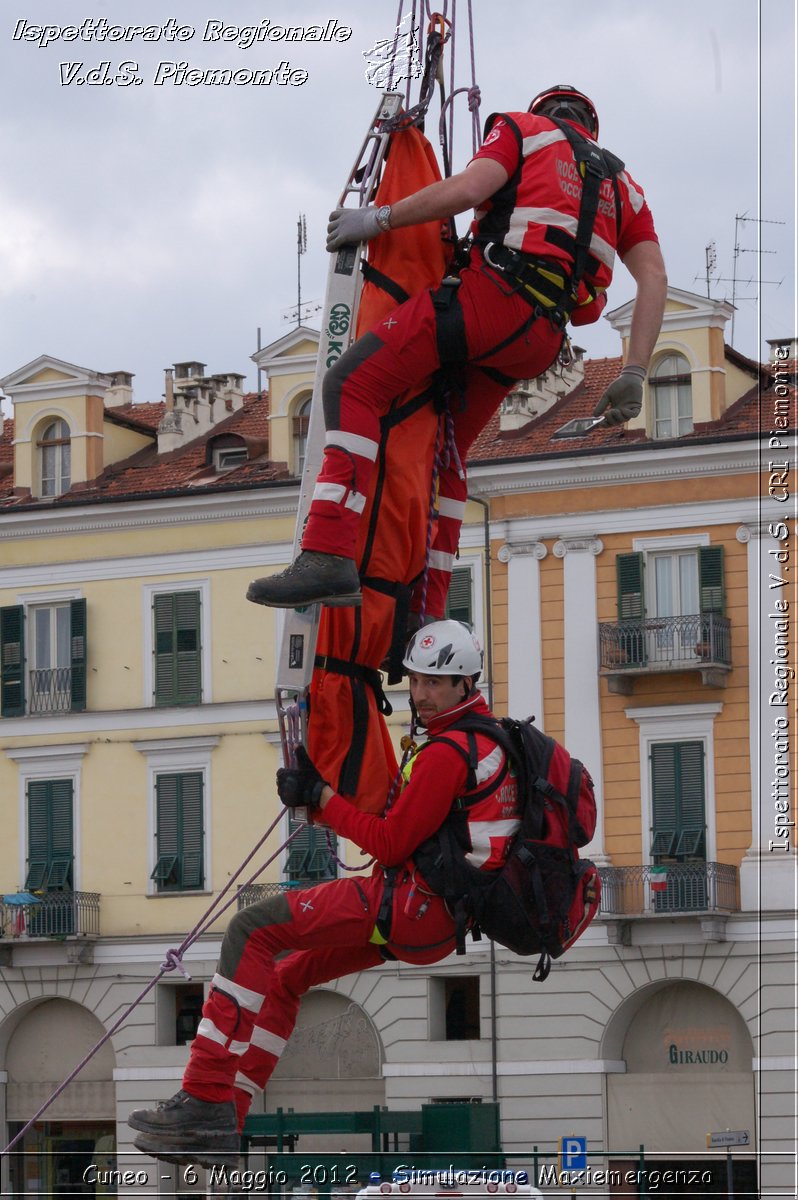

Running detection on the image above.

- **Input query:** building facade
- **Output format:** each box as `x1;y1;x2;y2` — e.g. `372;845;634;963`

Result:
0;294;794;1197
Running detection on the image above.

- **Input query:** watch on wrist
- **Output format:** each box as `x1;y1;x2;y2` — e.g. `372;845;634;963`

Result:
375;204;393;232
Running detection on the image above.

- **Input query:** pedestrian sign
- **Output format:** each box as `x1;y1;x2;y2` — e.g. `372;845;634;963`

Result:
558;1135;587;1173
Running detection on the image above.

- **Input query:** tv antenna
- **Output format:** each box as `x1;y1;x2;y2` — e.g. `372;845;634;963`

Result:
730;212;784;343
282;212;322;327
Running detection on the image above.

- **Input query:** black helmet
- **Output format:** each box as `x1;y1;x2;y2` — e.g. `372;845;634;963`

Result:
529;84;599;137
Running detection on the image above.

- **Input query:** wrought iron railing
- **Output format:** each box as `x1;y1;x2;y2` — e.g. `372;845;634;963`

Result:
29;667;73;713
0;891;100;938
598;613;731;672
598;862;738;916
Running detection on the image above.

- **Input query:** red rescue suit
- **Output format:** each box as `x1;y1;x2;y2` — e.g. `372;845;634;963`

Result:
180;692;518;1126
301;113;658;618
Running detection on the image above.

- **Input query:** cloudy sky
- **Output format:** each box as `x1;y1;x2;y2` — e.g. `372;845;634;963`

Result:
1;0;794;414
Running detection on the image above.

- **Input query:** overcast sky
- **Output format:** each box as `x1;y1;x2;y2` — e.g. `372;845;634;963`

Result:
1;1;795;415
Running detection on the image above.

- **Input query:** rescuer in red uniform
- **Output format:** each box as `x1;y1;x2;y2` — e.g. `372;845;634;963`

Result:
247;85;667;614
128;621;519;1167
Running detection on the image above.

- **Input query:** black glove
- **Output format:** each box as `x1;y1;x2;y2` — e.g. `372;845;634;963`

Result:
593;364;646;426
276;745;329;810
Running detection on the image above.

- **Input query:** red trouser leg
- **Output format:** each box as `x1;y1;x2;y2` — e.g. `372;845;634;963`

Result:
182;877;385;1104
231;943;382;1130
303;263;563;569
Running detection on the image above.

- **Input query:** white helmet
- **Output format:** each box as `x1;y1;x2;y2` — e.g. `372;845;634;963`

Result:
403;619;483;677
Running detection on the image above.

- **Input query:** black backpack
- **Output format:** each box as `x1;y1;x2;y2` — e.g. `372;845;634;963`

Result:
413;714;601;981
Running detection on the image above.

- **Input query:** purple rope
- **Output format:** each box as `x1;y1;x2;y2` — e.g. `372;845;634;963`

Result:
0;813;303;1159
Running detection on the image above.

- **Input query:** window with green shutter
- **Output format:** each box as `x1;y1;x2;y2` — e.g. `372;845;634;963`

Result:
1;605;26;717
650;741;706;862
699;545;725;615
152;772;205;891
26;779;74;890
445;566;473;627
285;816;337;884
153;591;202;706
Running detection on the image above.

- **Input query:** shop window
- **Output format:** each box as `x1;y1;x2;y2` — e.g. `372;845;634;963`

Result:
151;771;205;892
650;353;693;438
37;418;71;496
153;591;202;706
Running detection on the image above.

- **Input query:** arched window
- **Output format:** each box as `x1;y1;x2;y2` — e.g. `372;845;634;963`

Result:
650;354;693;439
292;395;312;477
38;419;71;496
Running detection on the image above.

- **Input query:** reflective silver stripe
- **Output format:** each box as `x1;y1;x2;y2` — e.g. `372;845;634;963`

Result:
428;549;456;572
249;1026;288;1057
196;1018;250;1056
234;1070;261;1098
344;490;366;514
437;496;467;520
465;819;522;868
505;207;616;271
521;127;568;156
212;972;265;1013
313;481;346;504
325;429;379;461
618;170;645;215
474;744;505;785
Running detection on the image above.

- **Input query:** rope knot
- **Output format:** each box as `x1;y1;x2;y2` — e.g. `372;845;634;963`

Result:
467;85;481;113
161;948;192;981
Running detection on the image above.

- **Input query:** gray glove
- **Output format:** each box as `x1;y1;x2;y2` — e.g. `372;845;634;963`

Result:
326;207;382;251
593;365;647;426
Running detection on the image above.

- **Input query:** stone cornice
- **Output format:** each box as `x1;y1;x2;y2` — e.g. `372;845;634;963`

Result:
0;487;301;540
467;440;762;497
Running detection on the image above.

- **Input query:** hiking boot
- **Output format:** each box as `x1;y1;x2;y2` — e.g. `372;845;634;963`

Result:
128;1089;237;1140
246;551;361;609
133;1131;241;1172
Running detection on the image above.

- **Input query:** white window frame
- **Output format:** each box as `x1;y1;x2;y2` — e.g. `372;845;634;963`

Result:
135;737;219;897
37;417;72;497
6;744;87;892
650;352;693;440
142;579;212;708
16;588;83;715
625;703;722;865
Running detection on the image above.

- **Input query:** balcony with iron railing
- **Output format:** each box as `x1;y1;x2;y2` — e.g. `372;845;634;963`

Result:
29;667;73;713
0;890;100;940
598;613;731;694
598;861;739;918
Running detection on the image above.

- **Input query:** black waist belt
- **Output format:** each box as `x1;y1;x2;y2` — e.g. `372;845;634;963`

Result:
313;654;392;717
480;243;575;322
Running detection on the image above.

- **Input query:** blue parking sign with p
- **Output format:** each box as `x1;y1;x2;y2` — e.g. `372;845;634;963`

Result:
558;1135;587;1172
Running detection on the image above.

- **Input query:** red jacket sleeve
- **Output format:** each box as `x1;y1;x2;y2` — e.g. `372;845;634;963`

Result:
319;740;470;867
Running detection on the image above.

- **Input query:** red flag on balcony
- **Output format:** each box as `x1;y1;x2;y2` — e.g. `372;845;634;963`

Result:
650;865;669;892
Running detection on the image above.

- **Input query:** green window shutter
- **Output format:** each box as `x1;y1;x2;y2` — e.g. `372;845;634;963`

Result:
445;567;473;627
153;591;202;706
699;545;725;615
1;605;26;717
650;741;706;862
154;772;204;891
70;598;87;712
616;553;645;619
26;779;74;890
285;816;337;883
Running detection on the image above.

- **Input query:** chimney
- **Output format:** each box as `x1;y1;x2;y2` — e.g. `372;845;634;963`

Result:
499;347;586;432
157;367;184;454
104;371;135;408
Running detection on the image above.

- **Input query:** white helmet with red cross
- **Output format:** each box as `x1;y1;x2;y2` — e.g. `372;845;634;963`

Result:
529;84;599;137
403;619;483;677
